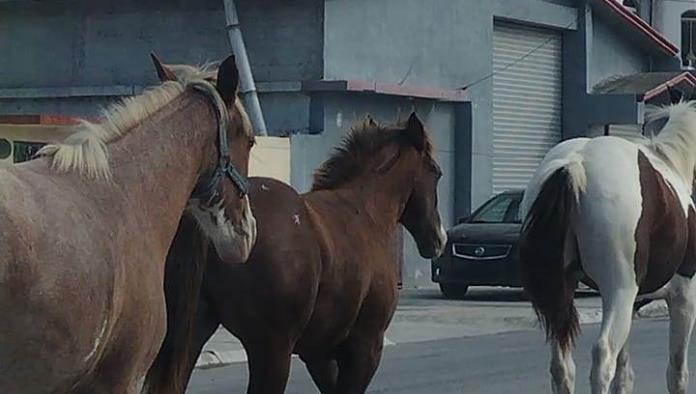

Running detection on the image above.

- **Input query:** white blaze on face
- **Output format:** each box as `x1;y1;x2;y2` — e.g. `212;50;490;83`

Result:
186;195;257;263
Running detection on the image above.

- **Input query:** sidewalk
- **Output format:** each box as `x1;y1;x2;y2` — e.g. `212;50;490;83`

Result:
195;287;669;369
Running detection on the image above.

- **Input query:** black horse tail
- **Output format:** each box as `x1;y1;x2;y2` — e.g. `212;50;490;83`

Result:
141;215;209;394
520;164;584;352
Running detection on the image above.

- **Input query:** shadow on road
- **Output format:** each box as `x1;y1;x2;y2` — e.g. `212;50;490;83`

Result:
400;287;598;304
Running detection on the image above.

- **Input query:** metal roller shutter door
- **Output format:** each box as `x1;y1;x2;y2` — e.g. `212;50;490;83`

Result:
492;23;563;194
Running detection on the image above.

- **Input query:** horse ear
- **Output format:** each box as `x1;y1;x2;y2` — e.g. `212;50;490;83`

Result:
216;55;240;105
150;53;178;82
404;112;426;151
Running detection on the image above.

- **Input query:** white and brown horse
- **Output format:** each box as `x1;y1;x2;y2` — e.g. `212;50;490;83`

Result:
0;54;256;393
521;101;696;394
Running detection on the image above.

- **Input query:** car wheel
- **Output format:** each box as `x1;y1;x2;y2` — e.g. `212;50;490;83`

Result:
439;283;469;299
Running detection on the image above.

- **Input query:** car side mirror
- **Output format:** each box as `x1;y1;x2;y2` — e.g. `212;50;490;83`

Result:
457;216;469;224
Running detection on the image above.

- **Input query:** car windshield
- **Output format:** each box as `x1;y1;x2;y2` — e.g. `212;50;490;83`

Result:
469;193;523;224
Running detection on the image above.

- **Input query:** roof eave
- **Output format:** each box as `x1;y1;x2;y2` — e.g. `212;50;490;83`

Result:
592;0;679;57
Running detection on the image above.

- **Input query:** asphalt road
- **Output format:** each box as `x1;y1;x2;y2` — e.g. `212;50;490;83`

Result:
188;318;686;393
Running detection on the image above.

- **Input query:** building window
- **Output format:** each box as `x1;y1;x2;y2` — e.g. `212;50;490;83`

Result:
682;11;696;68
12;141;44;163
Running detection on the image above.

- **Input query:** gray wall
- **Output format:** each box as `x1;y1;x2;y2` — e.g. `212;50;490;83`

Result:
0;0;323;87
563;5;654;138
323;0;488;211
654;0;696;57
0;0;323;123
588;15;647;88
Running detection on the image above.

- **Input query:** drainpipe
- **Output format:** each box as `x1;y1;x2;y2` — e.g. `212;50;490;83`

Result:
222;0;268;136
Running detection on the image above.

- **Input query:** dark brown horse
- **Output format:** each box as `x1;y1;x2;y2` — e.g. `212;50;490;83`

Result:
143;113;447;393
0;54;256;393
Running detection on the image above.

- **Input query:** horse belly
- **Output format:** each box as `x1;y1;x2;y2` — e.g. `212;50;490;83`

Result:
0;224;114;391
295;288;365;354
633;150;690;294
295;262;398;357
0;266;111;392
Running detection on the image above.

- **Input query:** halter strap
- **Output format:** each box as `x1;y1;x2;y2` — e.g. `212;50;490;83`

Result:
189;80;250;202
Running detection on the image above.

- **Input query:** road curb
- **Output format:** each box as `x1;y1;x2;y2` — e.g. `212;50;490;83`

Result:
195;349;248;369
578;309;602;325
195;336;397;369
636;300;669;319
573;300;669;328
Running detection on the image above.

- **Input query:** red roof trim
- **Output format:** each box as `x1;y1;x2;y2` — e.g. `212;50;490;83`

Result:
0;114;99;125
643;72;696;101
599;0;678;56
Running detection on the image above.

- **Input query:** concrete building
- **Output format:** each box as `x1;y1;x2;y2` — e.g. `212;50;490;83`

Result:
0;0;692;287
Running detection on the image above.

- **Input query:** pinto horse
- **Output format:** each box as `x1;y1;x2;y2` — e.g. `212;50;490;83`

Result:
520;101;696;394
0;54;256;393
143;113;447;393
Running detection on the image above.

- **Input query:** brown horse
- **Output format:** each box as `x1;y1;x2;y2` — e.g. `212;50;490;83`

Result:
0;54;256;393
144;113;447;393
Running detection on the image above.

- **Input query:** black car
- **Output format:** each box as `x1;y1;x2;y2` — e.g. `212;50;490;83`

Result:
432;190;524;299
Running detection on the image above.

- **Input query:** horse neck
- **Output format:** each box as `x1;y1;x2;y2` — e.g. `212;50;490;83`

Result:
328;161;415;230
103;93;217;244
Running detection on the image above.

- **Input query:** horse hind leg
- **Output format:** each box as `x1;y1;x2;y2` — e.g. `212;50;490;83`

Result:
590;284;638;394
333;331;385;394
141;294;220;394
610;344;634;394
665;275;696;394
550;341;576;394
301;355;338;394
243;338;293;394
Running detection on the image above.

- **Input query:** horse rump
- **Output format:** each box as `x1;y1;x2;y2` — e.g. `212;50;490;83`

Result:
520;166;581;352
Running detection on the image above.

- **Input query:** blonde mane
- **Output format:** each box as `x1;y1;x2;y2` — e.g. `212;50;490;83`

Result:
38;65;218;180
644;101;696;185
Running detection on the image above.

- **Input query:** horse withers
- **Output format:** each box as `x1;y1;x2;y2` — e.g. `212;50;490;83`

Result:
143;113;447;394
520;101;696;394
0;54;256;393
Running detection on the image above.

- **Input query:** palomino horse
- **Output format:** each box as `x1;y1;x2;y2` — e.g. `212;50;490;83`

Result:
0;54;256;393
520;101;696;394
143;113;448;393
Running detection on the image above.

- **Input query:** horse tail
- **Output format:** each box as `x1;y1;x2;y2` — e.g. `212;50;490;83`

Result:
520;156;585;352
141;215;209;394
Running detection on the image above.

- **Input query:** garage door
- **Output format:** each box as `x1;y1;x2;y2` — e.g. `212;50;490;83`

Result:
492;23;563;194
